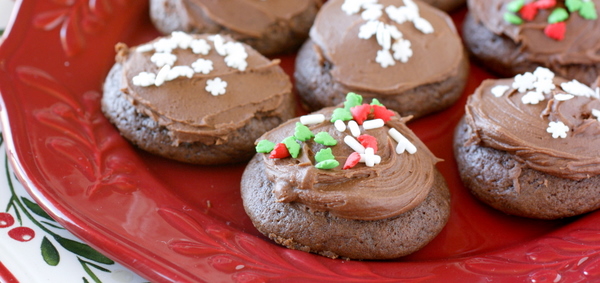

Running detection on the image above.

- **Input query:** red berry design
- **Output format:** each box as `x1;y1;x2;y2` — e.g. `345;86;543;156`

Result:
9;227;35;242
544;22;566;41
350;104;371;125
372;105;395;122
343;152;361;170
534;0;556;9
357;135;378;153
269;143;290;159
0;213;15;228
520;3;539;21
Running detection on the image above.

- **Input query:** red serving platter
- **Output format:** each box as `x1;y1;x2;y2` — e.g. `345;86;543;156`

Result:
1;0;600;282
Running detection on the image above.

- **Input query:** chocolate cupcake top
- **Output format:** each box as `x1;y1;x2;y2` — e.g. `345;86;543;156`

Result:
468;0;600;65
254;93;441;221
176;0;320;37
310;0;463;94
464;67;600;180
116;32;292;146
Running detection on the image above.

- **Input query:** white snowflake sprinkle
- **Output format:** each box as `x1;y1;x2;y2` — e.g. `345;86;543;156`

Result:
521;91;545;104
132;72;156;87
191;58;214;74
206;77;227;96
385;5;412;24
491;85;510;97
210;35;227;56
547;121;569;138
190;39;211;55
534;78;556;94
166;66;194;81
136;44;154;53
361;3;383;21
358;20;379;39
376;49;395;68
392;38;412;63
171;31;194;49
561;80;596;97
150;52;177;67
592;109;600;121
512;72;536;93
533;67;555;81
413;17;434;34
341;0;377;15
153;37;178;53
554;93;574;101
376;22;392;50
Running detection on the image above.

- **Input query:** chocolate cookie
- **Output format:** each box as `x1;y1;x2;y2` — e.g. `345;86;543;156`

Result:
241;94;451;259
149;0;323;55
102;33;295;164
294;0;468;118
422;0;465;12
454;67;600;219
463;0;600;85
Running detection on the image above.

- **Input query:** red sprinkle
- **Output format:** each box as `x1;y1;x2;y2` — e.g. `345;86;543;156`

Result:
343;152;361;170
372;105;395;122
269;143;290;159
350;104;371;125
534;0;556;9
544;22;566;41
520;2;539;21
357;134;378;153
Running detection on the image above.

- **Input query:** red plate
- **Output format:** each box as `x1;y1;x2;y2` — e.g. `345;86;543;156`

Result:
1;0;600;282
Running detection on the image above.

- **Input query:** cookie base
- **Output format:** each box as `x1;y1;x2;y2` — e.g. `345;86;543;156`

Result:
240;155;451;260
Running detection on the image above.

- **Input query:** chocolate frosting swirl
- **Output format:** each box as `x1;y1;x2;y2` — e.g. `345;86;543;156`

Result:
117;34;292;145
468;0;600;65
180;0;318;37
465;75;600;180
310;0;464;94
258;107;441;221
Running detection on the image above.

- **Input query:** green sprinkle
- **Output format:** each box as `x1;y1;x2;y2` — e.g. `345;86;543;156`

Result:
315;159;339;170
255;140;275;153
580;1;598;20
548;8;569;23
504;12;523;25
282;136;301;158
330;107;353;122
344;92;363;110
506;0;525;12
294;122;314;141
370;98;384;107
314;132;337;146
315;148;335;163
566;0;583;12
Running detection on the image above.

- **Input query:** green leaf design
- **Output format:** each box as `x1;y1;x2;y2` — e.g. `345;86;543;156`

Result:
79;258;102;283
314;132;337;146
315;148;335;163
282;136;301;158
56;237;114;265
330;108;353;122
315;159;340;170
504;12;523;24
548;8;569;23
506;0;525;12
22;197;55;222
255;140;275;153
566;0;583;12
41;236;60;266
580;1;598;19
343;92;363;110
294;123;314;142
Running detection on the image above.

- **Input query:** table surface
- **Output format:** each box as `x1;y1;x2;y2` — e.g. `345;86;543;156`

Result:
0;1;147;282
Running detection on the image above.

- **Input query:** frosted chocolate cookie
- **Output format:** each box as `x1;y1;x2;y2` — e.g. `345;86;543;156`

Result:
241;93;451;259
102;32;295;164
454;67;600;219
294;0;468;118
463;0;600;85
150;0;323;55
422;0;465;11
